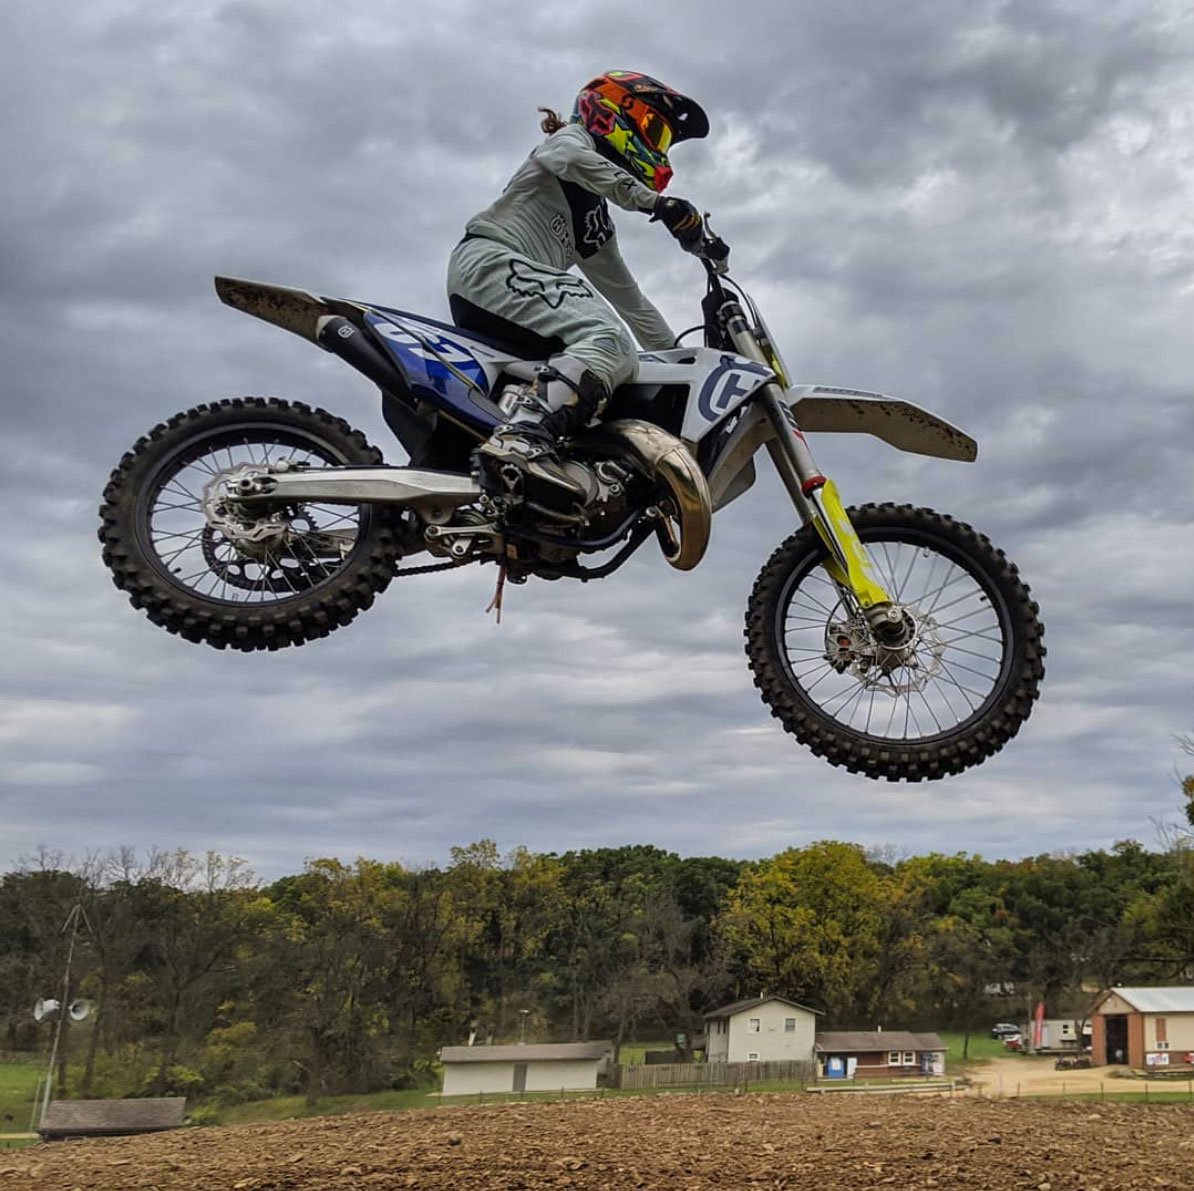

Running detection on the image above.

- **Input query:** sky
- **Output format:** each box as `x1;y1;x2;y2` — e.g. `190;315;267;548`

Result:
4;0;1194;879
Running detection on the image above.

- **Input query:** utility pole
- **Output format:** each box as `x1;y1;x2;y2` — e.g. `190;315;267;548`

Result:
40;904;85;1127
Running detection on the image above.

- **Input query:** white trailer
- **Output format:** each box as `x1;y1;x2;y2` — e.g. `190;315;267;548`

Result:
1023;1018;1092;1053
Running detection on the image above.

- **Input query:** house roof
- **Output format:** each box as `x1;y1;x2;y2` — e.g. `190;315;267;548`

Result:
440;1041;612;1064
703;995;822;1020
38;1097;187;1137
815;1031;946;1053
1094;986;1194;1014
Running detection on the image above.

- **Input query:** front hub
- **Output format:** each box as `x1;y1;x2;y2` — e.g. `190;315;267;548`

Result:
825;604;945;693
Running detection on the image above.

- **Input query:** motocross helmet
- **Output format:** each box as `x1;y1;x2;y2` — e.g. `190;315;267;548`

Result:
571;70;709;193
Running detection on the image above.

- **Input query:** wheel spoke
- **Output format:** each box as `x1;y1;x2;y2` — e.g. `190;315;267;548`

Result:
937;640;1001;664
798;580;840;617
914;685;945;734
152;528;206;546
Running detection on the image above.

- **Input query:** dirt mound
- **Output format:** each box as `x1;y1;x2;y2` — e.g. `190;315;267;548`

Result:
2;1093;1193;1190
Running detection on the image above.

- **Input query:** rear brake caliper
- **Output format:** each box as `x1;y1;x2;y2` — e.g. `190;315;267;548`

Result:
203;464;294;554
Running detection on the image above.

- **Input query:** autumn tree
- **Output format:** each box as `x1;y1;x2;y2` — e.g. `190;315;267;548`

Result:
719;842;888;1022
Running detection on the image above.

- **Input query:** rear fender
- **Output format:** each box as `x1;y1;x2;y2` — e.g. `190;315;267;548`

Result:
215;276;337;341
214;276;441;461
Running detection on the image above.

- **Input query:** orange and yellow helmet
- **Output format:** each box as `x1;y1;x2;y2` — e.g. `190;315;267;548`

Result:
571;70;709;193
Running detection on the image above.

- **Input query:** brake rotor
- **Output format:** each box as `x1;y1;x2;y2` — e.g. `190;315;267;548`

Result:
824;607;946;695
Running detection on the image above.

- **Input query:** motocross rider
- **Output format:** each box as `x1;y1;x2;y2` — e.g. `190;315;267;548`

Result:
447;70;708;506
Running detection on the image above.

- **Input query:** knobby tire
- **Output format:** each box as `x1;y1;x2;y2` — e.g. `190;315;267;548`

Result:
745;503;1045;781
99;397;399;651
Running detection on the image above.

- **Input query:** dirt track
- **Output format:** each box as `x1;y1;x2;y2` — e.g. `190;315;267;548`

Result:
968;1055;1191;1097
4;1093;1194;1190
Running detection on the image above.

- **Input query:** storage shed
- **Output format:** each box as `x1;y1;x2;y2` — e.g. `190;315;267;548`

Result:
1090;986;1194;1069
439;1041;612;1096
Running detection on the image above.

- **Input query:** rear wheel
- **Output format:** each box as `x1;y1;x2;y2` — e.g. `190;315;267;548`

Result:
99;397;399;650
745;503;1045;780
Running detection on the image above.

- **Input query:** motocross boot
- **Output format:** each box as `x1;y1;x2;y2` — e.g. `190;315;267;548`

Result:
475;355;608;511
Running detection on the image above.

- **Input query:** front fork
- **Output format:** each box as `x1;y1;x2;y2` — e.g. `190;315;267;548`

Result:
726;318;901;632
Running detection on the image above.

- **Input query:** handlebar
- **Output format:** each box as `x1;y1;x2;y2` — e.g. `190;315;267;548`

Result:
683;212;731;274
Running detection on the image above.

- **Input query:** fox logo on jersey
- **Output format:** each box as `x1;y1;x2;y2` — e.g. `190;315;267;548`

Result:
506;260;595;309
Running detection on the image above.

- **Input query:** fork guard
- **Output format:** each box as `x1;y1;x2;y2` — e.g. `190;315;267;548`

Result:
580;419;712;571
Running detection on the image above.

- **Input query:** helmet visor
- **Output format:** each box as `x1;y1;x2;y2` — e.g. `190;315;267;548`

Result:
639;109;673;154
589;79;673;153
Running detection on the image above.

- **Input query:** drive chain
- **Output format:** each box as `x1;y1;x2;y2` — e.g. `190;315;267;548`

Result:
392;557;475;578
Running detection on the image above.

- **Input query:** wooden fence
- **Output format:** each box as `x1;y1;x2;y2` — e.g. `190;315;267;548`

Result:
610;1060;815;1090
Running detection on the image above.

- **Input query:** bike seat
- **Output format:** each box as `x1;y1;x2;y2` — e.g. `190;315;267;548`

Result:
448;294;565;360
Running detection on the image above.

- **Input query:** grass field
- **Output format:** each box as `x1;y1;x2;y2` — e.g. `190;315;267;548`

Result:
0;1060;42;1150
212;1081;820;1126
214;1087;439;1125
939;1030;1016;1067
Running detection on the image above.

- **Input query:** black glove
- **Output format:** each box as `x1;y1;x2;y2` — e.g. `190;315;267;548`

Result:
650;197;703;246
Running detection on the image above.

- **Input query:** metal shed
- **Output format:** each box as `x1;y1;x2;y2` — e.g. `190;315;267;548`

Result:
439;1041;612;1096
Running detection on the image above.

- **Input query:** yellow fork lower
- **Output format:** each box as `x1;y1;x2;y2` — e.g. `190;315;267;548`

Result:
808;479;893;611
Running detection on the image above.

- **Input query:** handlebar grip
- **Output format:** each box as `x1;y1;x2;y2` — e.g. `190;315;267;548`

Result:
705;236;730;262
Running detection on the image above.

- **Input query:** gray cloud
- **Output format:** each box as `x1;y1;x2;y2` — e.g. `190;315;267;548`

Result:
3;0;1194;876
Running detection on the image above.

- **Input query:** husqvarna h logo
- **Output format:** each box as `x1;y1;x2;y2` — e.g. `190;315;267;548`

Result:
697;355;773;422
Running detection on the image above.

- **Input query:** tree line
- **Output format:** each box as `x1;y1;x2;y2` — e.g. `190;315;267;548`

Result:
2;828;1193;1108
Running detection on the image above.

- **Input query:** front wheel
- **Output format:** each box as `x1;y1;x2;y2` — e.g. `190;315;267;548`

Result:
745;503;1045;781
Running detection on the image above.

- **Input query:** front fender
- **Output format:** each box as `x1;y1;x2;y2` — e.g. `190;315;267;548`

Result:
788;385;977;462
705;387;977;513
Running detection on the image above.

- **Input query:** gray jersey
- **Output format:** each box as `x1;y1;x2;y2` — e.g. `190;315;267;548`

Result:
463;124;675;351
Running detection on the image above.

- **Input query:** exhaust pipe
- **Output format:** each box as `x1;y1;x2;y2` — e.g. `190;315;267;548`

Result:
582;419;712;571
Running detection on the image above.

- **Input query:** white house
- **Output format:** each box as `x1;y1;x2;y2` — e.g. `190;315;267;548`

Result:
439;1040;612;1096
702;995;820;1063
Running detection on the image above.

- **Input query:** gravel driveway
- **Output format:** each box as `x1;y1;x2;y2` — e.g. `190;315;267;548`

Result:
967;1054;1194;1097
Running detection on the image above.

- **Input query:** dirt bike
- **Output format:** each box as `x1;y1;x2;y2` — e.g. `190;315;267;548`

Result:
98;221;1045;781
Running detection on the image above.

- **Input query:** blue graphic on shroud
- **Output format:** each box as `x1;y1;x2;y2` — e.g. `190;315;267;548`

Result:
365;312;497;432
